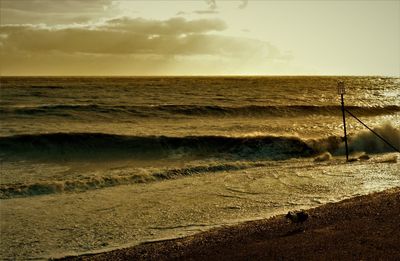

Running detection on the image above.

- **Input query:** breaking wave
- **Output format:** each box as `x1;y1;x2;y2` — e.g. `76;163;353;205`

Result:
1;124;398;199
0;132;318;161
1;123;398;162
1;104;398;118
347;123;400;154
0;162;265;199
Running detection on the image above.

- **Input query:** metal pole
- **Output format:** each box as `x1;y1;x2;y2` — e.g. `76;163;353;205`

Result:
341;93;349;161
345;109;400;153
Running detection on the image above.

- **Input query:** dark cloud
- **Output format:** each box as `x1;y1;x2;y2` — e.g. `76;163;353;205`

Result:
1;0;111;13
0;0;114;24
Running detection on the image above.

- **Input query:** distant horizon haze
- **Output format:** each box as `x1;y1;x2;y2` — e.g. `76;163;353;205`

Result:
1;74;399;78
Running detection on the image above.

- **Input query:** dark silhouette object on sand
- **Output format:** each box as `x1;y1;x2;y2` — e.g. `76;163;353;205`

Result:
285;210;309;223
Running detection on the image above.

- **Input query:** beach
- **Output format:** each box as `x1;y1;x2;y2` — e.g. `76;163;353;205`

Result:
62;187;400;260
2;0;399;259
1;76;399;259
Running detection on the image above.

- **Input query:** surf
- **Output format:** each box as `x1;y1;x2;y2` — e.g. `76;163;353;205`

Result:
1;123;398;162
0;132;317;161
0;161;266;199
1;104;399;119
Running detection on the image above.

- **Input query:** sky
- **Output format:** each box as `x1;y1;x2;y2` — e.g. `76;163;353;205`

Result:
0;0;399;76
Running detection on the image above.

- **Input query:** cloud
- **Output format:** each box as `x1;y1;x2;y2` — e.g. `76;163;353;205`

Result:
104;17;226;35
0;16;290;75
0;0;113;15
176;11;187;16
193;10;219;15
238;0;248;9
0;0;115;24
203;0;248;10
205;0;217;10
0;17;281;57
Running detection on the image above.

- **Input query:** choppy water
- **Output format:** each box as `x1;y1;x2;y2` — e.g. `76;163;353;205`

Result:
0;76;399;259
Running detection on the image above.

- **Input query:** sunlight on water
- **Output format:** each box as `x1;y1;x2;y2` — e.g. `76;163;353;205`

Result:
1;76;399;259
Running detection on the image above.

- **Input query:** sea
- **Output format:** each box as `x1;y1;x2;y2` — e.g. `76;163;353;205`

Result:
1;76;399;259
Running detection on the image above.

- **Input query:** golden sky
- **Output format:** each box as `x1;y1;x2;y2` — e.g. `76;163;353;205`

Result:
0;0;399;76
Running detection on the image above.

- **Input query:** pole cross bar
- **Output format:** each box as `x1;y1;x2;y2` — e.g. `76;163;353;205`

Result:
344;108;400;153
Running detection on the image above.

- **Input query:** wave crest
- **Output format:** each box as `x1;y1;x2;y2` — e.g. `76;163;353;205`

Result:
0;162;264;199
1;104;398;118
2;123;398;162
0;133;317;161
348;123;400;153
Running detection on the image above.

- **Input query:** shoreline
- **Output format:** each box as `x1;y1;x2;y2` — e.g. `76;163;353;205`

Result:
60;187;400;260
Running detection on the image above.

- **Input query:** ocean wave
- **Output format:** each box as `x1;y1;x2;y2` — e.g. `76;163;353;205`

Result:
347;123;400;154
1;124;398;199
0;162;265;199
2;122;398;162
1;104;398;118
0;132;319;161
307;122;400;154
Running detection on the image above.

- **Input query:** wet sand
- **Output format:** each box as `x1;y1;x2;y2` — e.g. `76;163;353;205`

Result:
62;187;400;260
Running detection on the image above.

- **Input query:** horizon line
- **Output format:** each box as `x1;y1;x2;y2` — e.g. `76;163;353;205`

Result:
1;74;398;78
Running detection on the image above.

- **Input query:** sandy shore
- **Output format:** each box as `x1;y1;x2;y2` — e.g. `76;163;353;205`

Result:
61;187;400;260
